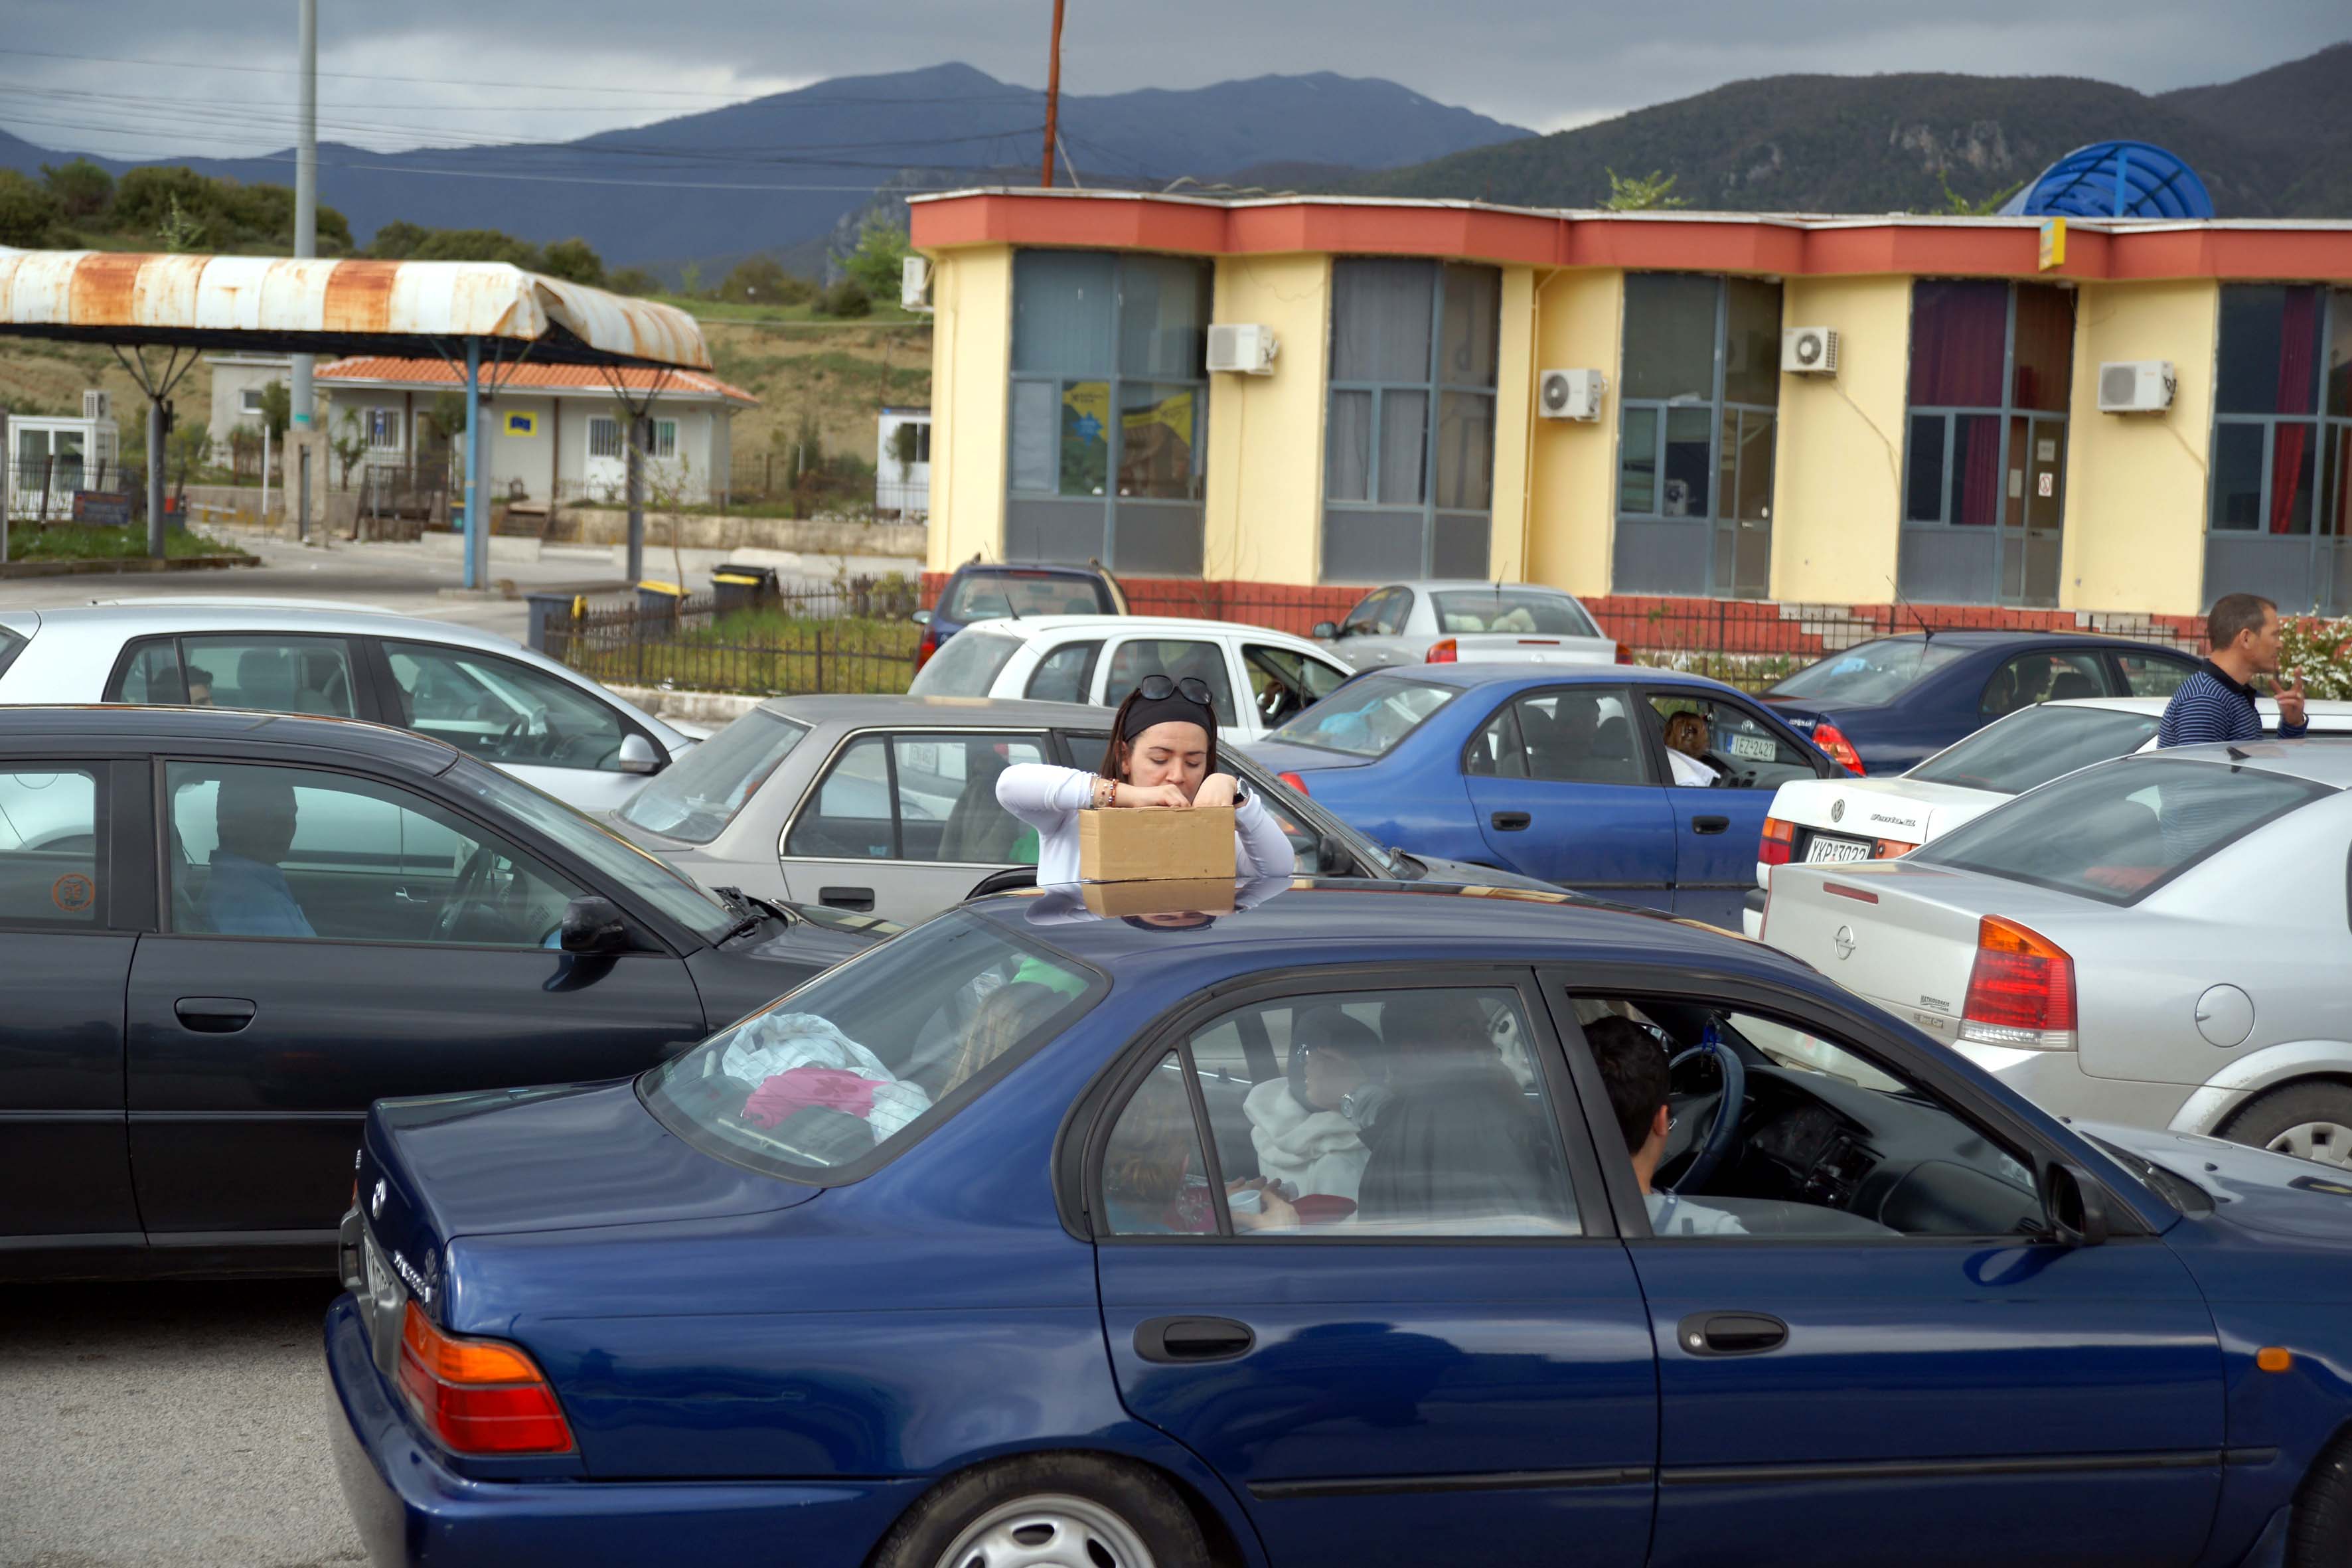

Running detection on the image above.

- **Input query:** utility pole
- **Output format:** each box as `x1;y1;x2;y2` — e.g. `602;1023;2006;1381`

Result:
291;0;317;540
1040;0;1065;189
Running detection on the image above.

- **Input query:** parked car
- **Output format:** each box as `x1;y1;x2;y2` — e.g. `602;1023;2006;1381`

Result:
913;561;1126;672
0;601;703;812
331;876;2352;1568
905;613;1356;742
1246;665;1838;929
1758;630;2203;775
605;694;1560;923
1762;742;2352;1167
1311;578;1624;669
1742;694;2352;935
0;705;890;1281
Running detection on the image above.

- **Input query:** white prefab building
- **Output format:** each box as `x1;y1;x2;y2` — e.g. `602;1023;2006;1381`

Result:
876;406;930;519
206;354;291;440
313;357;757;505
8;392;122;520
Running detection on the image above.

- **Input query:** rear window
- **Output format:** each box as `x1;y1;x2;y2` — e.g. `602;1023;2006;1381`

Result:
619;709;809;845
1768;639;1969;706
1268;674;1456;759
0;624;26;683
641;911;1101;1182
1431;590;1600;638
909;631;1022;698
944;572;1111;622
1909;706;2161;795
1915;755;2329;905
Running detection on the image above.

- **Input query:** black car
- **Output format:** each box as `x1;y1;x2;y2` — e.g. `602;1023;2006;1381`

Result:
0;706;889;1281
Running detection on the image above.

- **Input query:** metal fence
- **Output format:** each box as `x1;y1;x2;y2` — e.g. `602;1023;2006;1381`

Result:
1;457;205;524
545;581;923;697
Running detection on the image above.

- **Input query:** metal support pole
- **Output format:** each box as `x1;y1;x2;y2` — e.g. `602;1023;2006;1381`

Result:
145;400;166;557
260;421;272;528
464;337;485;590
0;408;9;564
290;0;318;463
299;445;311;540
625;412;646;586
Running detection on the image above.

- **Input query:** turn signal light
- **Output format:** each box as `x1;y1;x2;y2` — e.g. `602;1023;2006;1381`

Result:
1614;641;1635;665
1759;817;1796;868
1812;721;1865;775
397;1302;574;1456
1426;639;1458;663
1873;838;1921;858
1277;771;1310;796
1961;915;2077;1051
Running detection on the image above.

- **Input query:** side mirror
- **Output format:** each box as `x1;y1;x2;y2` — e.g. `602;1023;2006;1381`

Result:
1311;621;1339;641
912;609;932;626
2041;1160;2110;1247
558;896;631;955
616;733;664;775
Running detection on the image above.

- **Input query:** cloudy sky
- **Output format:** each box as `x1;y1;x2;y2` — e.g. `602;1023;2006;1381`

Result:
2;0;2342;159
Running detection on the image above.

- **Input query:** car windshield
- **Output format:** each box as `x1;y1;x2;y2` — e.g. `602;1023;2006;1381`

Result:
1915;755;2330;905
1268;674;1456;758
619;710;809;845
1768;639;1969;706
1909;706;2161;795
641;910;1103;1180
1431;590;1600;638
442;755;737;941
909;631;1022;698
945;573;1110;621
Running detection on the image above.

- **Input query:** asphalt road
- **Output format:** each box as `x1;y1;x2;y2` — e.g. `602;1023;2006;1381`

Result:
0;1279;360;1568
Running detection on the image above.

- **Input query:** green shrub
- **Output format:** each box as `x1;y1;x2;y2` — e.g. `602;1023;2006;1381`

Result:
2282;617;2352;699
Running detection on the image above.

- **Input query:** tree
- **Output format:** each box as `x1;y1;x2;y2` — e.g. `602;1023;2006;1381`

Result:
607;266;659;296
428;390;467;440
329;407;370;489
156;194;206;253
815;278;872;319
258;379;292;444
842;214;908;303
40;159;113;222
165;417;212;478
1602;169;1689;211
365;219;431;260
677;262;706;298
364;223;539;269
536;236;605;286
718;255;813;306
1930;173;2029;216
0;169;59;246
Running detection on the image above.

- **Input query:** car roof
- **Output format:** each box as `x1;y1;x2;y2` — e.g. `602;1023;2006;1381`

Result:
1828;629;2187;652
2048;696;2352;718
947;562;1107;580
1354;662;1739;694
0;704;461;773
954;613;1313;641
755;693;1114;728
17;601;531;653
2134;739;2352;788
1386;580;1586;597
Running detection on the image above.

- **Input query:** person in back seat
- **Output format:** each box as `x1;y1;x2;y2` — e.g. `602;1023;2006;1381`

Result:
200;773;315;937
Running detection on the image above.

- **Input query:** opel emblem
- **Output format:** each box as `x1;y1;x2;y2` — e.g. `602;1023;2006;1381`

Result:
1832;925;1856;959
369;1179;386;1219
1830;799;1845;824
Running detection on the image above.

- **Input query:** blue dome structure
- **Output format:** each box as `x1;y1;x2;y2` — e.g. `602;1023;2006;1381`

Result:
1998;141;2216;220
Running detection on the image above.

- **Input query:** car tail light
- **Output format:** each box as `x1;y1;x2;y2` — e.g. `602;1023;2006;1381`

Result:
1426;639;1458;663
1872;838;1921;858
397;1302;574;1456
1278;771;1310;795
1812;721;1865;775
1614;641;1635;665
914;622;940;672
1759;817;1795;868
1961;915;2077;1051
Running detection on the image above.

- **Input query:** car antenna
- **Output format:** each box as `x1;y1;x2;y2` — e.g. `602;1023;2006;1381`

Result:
1886;575;1934;643
2227;744;2250;761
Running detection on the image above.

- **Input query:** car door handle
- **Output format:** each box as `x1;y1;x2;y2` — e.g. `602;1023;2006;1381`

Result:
1134;1316;1255;1364
819;888;875;911
1691;815;1731;834
1490;811;1532;832
1677;1311;1788;1357
173;996;257;1034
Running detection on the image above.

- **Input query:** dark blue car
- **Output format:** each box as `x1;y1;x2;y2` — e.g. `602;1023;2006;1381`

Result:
330;881;2352;1568
1759;631;2203;775
915;562;1125;672
1245;665;1839;929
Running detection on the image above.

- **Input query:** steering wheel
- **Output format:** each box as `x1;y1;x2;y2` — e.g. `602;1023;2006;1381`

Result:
432;845;497;941
501;712;565;760
1662;1031;1747;1194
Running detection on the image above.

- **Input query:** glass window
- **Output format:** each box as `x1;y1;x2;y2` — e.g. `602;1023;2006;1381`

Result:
2217;285;2323;416
1243;645;1347;729
383;641;627;772
1909;281;2008;407
2209;422;2266;531
1339;588;1408;638
1103;640;1237;728
1723;278;1783;407
642;910;1100;1179
1508;689;1648;786
1618;406;1659;514
1101;1052;1219;1235
1331;258;1435;382
787;736;894;860
1902;282;2075;571
240;388;266;414
0;768;102;926
1649;694;1815;789
1767;639;1969;705
1024;641;1101;704
1917;755;2328;905
1117;255;1210;380
943;572;1111;621
1117;382;1202;501
650;420;679;460
786;734;1046;864
587;417;623;461
108;634;356;718
365;409;401;449
1911;706;2161;795
1267;672;1455;758
167;761;585;945
1903;414;1947;524
1431;589;1599;637
2115;653;2196;699
1978;650;2110;719
619;710;808;845
1622;274;1719;402
907;631;1022;698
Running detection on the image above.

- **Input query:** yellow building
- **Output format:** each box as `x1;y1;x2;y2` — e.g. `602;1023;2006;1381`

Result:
911;189;2352;627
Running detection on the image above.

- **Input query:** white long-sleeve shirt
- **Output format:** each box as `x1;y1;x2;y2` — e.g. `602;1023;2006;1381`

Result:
996;762;1296;887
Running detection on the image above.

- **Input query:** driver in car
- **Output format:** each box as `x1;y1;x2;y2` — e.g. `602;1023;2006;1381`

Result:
1587;1014;1748;1236
202;773;316;937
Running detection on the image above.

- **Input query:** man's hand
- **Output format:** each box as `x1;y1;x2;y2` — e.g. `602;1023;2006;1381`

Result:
2275;671;2308;730
1114;781;1190;809
1191;773;1240;810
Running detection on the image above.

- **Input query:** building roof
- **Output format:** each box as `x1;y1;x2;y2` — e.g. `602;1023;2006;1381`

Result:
314;356;757;407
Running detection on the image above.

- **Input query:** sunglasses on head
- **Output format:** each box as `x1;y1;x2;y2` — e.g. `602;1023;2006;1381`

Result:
1135;674;1216;706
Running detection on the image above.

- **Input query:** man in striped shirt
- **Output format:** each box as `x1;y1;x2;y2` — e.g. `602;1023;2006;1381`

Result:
2159;593;2308;747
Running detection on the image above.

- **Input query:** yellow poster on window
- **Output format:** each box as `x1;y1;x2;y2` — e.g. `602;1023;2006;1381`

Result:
503;411;539;437
1121;389;1195;445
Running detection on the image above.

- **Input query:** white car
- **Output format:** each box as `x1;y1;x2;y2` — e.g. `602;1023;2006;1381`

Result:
1312;579;1622;670
1742;694;2352;936
903;613;1356;743
0;601;702;813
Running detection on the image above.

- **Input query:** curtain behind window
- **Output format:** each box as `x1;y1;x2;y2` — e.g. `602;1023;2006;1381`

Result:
1909;280;2007;408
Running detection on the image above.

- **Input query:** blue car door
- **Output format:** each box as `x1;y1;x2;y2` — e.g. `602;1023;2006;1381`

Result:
1549;982;2224;1568
1090;975;1656;1568
1637;687;1830;930
1459;685;1678;911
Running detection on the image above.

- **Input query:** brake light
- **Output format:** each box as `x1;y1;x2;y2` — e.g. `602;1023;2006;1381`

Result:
1426;639;1458;663
1812;721;1865;775
396;1302;574;1456
1614;641;1635;665
1961;915;2077;1051
914;622;940;671
1278;771;1310;795
1759;816;1795;868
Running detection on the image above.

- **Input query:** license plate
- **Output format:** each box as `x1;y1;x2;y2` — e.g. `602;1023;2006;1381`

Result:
1805;834;1873;863
1729;733;1777;760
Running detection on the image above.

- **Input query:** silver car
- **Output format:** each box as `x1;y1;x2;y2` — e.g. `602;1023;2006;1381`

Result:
0;600;700;813
603;694;1560;925
1312;580;1620;670
1763;742;2352;1166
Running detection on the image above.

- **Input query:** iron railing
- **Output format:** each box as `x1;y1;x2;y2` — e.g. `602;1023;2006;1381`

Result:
545;581;923;697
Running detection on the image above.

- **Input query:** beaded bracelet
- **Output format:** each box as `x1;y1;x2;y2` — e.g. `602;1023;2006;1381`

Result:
1092;777;1116;809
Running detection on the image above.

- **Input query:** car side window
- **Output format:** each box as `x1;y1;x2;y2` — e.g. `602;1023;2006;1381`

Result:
0;766;104;927
1649;693;1820;789
1981;651;2110;719
1465;701;1528;777
165;761;584;946
788;734;1046;864
1103;639;1238;727
1243;645;1348;728
1024;641;1101;704
1502;690;1648;786
1340;589;1395;639
2114;652;2194;699
109;633;356;717
1097;986;1580;1238
382;641;629;772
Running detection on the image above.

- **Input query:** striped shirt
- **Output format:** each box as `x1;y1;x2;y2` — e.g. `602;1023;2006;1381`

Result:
2157;661;2305;747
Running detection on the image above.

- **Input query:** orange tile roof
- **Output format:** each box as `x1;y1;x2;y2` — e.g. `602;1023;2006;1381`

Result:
315;356;756;405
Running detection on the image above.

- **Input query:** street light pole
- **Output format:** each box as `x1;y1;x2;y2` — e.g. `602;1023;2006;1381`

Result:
1040;0;1065;189
291;0;317;541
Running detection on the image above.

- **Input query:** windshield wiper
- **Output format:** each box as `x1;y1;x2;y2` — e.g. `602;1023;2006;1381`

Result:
710;884;773;942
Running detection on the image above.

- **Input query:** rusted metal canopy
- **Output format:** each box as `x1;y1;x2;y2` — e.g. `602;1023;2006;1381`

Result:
0;248;711;370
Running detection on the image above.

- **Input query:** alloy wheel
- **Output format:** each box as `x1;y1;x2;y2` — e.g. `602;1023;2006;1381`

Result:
936;1492;1157;1568
2265;1121;2352;1169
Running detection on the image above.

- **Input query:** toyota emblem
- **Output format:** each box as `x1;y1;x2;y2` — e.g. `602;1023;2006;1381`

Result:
1832;925;1856;959
369;1179;386;1219
1830;799;1845;824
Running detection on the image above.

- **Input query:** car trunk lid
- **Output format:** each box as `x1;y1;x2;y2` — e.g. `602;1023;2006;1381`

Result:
1432;632;1618;665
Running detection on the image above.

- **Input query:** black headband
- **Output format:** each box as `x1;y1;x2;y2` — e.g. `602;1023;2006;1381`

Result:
1121;691;1217;741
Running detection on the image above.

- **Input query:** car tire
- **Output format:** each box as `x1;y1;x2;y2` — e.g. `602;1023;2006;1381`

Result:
2222;1081;2352;1170
2288;1431;2352;1567
872;1452;1210;1568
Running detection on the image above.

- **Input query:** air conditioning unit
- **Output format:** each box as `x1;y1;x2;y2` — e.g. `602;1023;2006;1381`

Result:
1206;323;1279;375
2098;360;2175;414
1537;368;1607;421
83;388;111;422
1781;327;1839;376
900;256;932;313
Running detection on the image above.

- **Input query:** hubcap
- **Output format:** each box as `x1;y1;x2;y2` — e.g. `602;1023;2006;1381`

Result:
937;1493;1155;1568
2264;1121;2352;1170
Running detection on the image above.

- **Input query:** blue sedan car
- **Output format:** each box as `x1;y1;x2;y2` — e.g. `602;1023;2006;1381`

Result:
331;881;2352;1568
1245;665;1839;929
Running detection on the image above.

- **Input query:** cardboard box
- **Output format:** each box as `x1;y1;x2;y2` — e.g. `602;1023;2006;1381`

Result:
1081;877;1243;918
1077;805;1235;884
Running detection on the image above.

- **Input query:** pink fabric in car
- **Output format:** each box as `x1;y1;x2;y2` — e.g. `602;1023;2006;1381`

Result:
742;1065;881;1129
